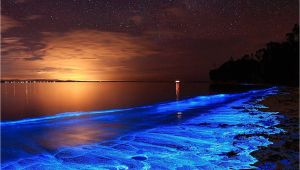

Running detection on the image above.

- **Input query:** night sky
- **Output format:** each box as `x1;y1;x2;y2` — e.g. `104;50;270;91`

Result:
1;0;299;81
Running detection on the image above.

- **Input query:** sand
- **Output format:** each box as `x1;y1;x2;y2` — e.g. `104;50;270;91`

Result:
252;87;299;169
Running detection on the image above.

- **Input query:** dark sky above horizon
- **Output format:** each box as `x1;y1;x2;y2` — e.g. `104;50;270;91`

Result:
1;0;299;81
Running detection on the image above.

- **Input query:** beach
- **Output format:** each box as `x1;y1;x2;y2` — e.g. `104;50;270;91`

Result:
2;87;292;169
252;87;299;169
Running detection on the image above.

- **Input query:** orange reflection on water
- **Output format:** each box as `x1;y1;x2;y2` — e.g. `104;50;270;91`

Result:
176;81;180;100
1;82;180;120
38;121;124;149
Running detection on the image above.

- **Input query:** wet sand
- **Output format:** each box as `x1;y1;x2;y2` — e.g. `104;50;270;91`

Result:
252;87;299;169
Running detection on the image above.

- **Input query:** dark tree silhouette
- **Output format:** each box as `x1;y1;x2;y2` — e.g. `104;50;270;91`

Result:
210;24;299;86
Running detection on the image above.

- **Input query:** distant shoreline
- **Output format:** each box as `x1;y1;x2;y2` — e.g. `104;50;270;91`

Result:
0;80;210;83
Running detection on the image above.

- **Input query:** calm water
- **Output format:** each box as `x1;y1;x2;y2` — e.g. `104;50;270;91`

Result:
1;86;282;169
2;82;278;169
1;82;212;121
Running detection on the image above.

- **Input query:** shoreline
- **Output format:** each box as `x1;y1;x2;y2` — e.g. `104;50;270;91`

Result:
1;87;298;169
1;88;281;169
251;87;299;169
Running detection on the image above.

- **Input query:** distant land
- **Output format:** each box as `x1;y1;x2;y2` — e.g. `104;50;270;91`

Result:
0;79;209;83
1;79;99;83
210;24;299;86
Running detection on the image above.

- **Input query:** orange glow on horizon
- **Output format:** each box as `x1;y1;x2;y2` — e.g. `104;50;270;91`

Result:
2;30;157;81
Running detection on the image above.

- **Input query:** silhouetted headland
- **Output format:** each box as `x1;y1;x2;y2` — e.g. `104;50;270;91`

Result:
210;24;299;86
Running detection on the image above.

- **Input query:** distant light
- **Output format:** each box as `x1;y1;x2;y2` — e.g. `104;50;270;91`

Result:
175;80;180;83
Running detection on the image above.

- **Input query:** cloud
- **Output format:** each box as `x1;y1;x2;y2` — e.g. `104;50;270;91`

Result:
129;15;143;25
1;15;21;32
36;67;77;74
39;30;157;60
24;15;43;21
36;30;158;79
24;55;43;61
2;29;159;80
163;6;187;18
15;0;30;4
1;37;27;58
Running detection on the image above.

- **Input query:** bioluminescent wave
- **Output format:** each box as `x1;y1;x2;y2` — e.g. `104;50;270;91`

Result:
1;87;283;169
0;88;272;126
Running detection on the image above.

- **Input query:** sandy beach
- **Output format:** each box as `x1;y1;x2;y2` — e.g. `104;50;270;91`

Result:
252;87;299;169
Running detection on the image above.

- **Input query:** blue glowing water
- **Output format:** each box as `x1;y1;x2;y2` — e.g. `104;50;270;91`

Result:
1;87;283;169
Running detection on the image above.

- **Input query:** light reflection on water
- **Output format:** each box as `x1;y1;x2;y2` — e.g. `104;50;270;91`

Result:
1;82;209;121
40;121;122;149
1;82;278;169
176;81;180;100
1;87;283;169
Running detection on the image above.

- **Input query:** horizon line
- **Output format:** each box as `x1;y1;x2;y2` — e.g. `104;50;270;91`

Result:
0;79;210;83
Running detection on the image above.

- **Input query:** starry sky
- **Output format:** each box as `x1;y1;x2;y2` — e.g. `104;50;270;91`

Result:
1;0;299;81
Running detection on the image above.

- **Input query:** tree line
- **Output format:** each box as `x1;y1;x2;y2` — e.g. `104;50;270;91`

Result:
210;24;299;86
